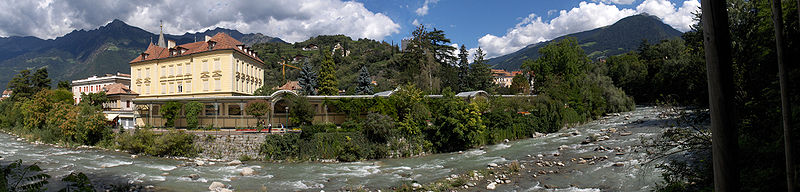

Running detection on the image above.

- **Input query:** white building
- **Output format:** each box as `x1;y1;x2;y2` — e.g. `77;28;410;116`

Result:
72;73;131;104
71;73;138;129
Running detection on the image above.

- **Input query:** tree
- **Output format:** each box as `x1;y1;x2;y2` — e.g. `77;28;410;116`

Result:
31;68;50;91
457;45;470;92
245;100;271;127
287;95;314;126
0;159;50;192
468;47;493;91
510;74;530;94
7;70;33;101
298;61;318;95
80;92;108;108
159;101;183;128
56;81;70;90
522;37;589;92
362;113;394;143
317;50;339;95
428;89;486;152
355;65;373;94
184;101;203;129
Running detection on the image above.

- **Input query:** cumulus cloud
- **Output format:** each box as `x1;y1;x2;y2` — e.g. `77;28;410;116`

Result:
415;0;438;16
477;0;699;59
592;0;637;5
0;0;401;43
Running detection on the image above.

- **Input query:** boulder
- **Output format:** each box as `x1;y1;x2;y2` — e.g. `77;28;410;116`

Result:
240;167;256;176
532;132;546;138
571;130;581;135
187;174;200;180
614;162;625;167
577;159;587;164
130;155;138;159
486;182;496;190
559;133;572;137
209;182;225;191
227;160;242;166
488;163;499;167
558;145;569;150
620;132;633;136
503;139;510;143
161;172;169;176
412;183;422;189
194;160;205;166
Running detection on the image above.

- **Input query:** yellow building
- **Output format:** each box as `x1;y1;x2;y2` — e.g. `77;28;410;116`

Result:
129;32;264;99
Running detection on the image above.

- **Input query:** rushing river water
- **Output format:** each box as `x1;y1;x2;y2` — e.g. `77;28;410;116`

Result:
0;106;671;191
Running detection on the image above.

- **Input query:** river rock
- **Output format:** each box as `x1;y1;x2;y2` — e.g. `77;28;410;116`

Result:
486;182;496;190
130;155;138;159
560;133;571;137
620;132;633;136
227;160;242;166
161;172;169;176
608;128;617;133
195;160;205;166
187;174;200;180
532;132;545;138
488;163;498;167
614;162;625;167
558;145;569;150
571;130;581;135
240;167;256;176
209;182;226;191
412;182;422;189
577;159;587;164
503;139;510;143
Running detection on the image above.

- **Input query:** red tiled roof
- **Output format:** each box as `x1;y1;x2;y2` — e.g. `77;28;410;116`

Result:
274;81;301;91
2;89;12;95
103;83;138;95
129;32;264;64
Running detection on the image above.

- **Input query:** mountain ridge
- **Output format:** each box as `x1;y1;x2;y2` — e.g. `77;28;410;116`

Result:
486;14;683;70
0;19;286;90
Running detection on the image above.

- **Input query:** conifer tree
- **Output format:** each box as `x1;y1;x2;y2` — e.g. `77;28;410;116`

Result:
31;68;51;91
317;50;339;95
468;47;493;91
457;45;470;92
355;65;373;95
298;60;318;95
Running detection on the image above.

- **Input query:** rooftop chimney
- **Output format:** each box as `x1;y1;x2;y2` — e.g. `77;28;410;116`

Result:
167;40;176;48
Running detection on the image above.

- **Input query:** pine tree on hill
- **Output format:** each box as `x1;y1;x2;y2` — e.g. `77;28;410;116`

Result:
469;47;493;91
32;68;51;91
457;45;470;92
298;60;318;95
316;50;339;95
356;65;373;95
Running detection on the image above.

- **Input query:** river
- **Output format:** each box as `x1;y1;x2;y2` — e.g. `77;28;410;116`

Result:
0;106;671;191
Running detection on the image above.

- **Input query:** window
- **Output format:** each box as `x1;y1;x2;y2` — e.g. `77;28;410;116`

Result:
178;84;183;93
145;84;150;94
161;66;166;77
214;78;221;91
146;68;150;78
185;64;191;75
177;64;182;76
214;59;221;71
169;65;174;76
204;104;218;116
152;106;160;116
203;80;209;91
228;105;241;116
203;60;208;72
170;83;175;93
126;100;130;108
185;81;191;93
161;83;166;94
137;69;141;79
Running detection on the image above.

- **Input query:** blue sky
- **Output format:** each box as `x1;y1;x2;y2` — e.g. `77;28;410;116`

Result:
0;0;699;59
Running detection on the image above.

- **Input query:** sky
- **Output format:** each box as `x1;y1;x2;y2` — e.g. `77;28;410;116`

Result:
0;0;699;60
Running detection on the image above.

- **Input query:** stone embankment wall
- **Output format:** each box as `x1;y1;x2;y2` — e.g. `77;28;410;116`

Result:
193;134;265;161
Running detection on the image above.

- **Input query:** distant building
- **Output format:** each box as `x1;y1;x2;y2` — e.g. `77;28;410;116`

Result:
71;72;131;104
274;81;301;91
491;69;514;88
302;44;318;51
401;38;413;52
0;89;11;101
101;83;138;129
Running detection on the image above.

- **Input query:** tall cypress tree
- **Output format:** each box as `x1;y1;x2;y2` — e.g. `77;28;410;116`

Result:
298;60;318;95
355;65;373;95
316;50;339;95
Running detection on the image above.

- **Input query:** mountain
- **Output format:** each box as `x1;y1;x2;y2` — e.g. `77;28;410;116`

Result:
0;19;286;90
486;14;683;71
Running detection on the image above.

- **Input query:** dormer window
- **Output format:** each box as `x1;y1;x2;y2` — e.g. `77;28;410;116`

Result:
141;53;149;60
208;41;216;50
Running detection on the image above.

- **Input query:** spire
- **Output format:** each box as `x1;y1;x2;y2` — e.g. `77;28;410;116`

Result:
157;20;166;47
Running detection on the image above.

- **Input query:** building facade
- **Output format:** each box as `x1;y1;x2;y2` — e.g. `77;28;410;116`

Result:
71;73;131;104
102;83;139;129
129;32;265;99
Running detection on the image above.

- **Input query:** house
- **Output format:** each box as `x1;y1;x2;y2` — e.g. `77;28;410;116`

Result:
0;89;11;101
274;81;301;91
491;69;514;88
302;43;318;51
71;72;131;104
101;83;138;129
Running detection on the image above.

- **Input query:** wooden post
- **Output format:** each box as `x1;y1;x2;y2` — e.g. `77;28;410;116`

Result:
770;0;796;190
701;0;739;191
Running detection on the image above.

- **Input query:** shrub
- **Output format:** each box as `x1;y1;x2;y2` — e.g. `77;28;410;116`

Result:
245;100;271;127
159;102;183;128
287;95;315;126
362;113;394;143
185;101;203;129
115;129;200;157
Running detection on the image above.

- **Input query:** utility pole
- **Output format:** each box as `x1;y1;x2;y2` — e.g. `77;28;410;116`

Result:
770;0;796;190
701;0;739;191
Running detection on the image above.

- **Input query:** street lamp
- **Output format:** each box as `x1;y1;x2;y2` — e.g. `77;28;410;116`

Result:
285;106;289;128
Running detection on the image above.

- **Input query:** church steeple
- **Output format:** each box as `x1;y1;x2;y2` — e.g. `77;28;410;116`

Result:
157;20;166;47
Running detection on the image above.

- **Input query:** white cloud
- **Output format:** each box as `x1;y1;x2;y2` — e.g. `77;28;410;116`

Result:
592;0;637;5
477;0;699;59
412;19;420;26
0;0;401;43
415;0;438;16
478;2;636;58
636;0;700;32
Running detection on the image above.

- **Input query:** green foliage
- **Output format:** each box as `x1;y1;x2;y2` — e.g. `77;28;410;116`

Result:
0;159;51;192
355;65;373;95
245;100;271;127
159;101;183;128
317;50;339;95
7;69;33;102
287;94;315;126
184;101;203;129
114;128;200;157
31;68;51;91
427;90;486;152
80;92;108;108
468;47;493;92
361;113;394;143
56;80;71;90
298;61;318;95
59;172;94;192
510;73;530;94
253;85;276;96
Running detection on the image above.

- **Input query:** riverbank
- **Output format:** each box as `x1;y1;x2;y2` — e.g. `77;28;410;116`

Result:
392;106;671;191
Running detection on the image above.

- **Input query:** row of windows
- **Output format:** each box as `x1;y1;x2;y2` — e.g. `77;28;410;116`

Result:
74;84;107;94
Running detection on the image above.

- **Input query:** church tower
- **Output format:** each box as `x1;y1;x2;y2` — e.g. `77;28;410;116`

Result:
157;20;166;48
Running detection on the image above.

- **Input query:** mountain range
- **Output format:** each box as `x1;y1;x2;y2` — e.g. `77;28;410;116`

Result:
485;14;683;71
0;19;284;90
